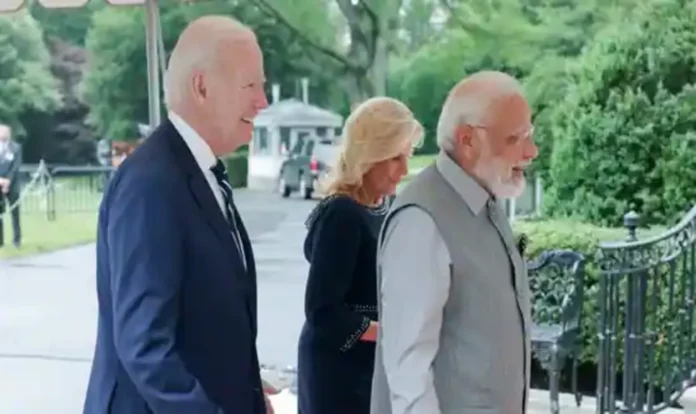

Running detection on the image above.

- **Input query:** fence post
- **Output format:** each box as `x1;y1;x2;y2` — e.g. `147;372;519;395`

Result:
47;172;56;222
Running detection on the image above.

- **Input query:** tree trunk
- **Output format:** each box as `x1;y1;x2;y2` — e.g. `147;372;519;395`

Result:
340;0;391;108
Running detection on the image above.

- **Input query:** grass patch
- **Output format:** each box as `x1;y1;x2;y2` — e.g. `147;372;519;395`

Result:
0;178;103;259
0;211;98;259
409;154;435;172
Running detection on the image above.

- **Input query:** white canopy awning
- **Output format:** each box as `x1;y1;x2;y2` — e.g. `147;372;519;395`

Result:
0;0;162;130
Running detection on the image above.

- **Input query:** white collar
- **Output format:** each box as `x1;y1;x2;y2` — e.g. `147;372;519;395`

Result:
168;111;217;171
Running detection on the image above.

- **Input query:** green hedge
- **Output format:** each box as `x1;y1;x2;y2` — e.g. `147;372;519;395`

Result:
512;219;666;368
223;150;248;188
543;0;696;226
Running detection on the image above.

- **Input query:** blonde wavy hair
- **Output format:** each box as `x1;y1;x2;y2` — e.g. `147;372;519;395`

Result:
319;96;424;203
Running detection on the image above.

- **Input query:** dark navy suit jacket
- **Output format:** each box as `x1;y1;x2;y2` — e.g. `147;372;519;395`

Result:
83;120;265;414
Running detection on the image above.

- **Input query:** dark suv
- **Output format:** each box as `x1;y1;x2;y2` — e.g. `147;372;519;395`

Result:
277;139;337;199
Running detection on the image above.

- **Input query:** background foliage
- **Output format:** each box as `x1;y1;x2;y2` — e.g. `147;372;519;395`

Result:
2;0;693;222
544;0;696;226
0;10;59;139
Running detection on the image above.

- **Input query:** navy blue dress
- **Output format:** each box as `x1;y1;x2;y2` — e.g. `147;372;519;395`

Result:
297;194;388;414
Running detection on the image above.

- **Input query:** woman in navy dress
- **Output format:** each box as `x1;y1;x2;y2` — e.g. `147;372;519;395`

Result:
297;97;424;414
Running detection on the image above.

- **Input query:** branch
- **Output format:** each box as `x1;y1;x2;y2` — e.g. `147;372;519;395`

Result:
250;0;360;72
439;0;492;37
336;0;381;71
360;0;379;21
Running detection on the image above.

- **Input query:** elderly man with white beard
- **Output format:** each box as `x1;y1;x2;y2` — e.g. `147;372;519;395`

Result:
371;71;539;414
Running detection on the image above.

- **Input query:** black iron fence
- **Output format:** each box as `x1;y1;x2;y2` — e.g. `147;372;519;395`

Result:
17;163;114;219
596;206;696;413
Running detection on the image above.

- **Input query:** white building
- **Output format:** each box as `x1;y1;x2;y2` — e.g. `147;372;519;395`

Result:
247;79;344;190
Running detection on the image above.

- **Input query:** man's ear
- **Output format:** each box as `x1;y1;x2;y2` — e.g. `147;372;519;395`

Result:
454;124;477;159
455;124;480;149
191;73;208;104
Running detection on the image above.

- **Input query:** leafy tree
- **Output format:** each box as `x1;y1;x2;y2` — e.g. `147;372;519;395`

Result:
390;0;572;153
397;0;439;52
522;0;653;177
29;0;104;46
544;0;696;226
0;10;59;139
81;0;336;141
431;0;651;172
252;0;403;105
81;5;147;141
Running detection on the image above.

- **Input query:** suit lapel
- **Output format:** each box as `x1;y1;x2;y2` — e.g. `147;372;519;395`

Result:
188;174;237;248
162;119;247;275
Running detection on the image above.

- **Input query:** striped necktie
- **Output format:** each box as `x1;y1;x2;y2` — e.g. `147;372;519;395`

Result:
211;159;247;269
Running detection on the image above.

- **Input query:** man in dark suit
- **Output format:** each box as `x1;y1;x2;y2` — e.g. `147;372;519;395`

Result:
0;124;22;249
83;15;271;414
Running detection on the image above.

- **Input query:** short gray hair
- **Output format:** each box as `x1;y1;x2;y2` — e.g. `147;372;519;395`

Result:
163;46;218;107
163;16;252;108
436;74;524;152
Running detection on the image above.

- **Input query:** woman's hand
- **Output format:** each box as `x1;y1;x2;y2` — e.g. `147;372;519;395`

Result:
360;321;379;342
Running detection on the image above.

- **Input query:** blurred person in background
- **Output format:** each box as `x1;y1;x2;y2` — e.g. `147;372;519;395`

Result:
0;124;22;249
297;96;423;414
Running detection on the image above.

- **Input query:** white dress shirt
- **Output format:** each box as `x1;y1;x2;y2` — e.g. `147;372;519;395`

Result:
168;111;225;216
379;208;450;414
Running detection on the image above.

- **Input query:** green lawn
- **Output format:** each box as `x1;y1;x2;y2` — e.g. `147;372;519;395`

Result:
0;211;98;259
0;180;102;259
409;154;435;172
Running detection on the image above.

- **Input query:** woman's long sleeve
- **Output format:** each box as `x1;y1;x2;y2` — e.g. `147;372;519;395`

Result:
304;203;371;352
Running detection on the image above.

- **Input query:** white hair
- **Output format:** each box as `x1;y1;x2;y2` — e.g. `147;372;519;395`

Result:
163;17;251;108
163;46;217;108
436;73;524;152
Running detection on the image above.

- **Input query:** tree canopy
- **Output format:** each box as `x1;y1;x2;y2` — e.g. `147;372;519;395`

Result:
0;10;58;138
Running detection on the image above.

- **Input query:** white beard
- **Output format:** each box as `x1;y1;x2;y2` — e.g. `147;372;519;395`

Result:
473;144;526;199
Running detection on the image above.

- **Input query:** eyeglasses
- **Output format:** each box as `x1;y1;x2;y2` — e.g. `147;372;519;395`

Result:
467;124;535;145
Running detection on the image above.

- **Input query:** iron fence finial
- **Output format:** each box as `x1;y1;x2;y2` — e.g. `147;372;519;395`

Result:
624;210;639;241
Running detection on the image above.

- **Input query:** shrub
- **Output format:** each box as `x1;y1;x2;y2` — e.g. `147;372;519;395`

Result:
224;151;248;188
544;0;696;226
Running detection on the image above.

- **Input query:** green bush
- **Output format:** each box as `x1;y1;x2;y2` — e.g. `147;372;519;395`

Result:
512;219;666;368
224;151;248;188
544;0;696;226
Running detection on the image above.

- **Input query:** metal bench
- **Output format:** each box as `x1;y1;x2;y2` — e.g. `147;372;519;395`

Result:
526;249;586;414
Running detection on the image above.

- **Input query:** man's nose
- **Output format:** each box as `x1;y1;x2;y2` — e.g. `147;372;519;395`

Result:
257;90;269;110
524;140;539;161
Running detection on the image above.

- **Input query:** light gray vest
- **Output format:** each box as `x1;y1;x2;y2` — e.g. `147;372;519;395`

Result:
372;164;531;414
